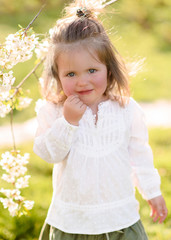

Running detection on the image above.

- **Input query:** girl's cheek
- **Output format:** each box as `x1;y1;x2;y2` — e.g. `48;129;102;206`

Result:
95;77;107;90
61;81;75;97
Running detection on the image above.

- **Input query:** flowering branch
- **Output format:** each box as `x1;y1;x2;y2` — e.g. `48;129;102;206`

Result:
0;4;49;217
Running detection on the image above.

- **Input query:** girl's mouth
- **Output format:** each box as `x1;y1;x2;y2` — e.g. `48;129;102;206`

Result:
77;89;93;95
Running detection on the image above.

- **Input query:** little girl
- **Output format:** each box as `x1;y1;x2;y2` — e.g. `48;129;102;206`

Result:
33;0;168;239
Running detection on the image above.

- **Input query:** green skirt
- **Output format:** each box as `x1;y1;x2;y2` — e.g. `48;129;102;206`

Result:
39;220;148;240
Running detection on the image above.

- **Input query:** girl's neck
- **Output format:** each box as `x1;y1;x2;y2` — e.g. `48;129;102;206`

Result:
88;96;109;115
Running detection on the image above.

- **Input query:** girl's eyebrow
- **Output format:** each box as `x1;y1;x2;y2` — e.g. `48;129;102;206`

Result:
62;69;75;74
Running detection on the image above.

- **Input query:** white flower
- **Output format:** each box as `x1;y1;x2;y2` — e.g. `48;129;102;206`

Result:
0;86;10;101
1;174;15;183
0;150;34;216
23;200;34;210
0;188;21;199
9;201;19;216
17;97;32;109
0;188;12;198
15;175;30;189
21;153;30;164
39;77;45;88
0;151;30;179
0;197;18;215
0;71;15;102
0;70;15;88
12;165;28;178
35;39;49;60
0;151;17;172
35;98;46;114
49;28;54;38
3;31;39;68
0;102;11;118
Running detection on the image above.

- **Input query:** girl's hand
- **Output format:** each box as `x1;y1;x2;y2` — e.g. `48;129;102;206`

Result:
148;195;168;223
63;95;87;126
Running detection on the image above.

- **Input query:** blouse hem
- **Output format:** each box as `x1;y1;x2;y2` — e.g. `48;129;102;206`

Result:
45;216;140;235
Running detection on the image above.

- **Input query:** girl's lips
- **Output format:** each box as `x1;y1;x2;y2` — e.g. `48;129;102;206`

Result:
77;89;93;95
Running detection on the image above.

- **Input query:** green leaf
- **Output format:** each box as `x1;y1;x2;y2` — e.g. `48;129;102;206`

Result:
18;24;23;29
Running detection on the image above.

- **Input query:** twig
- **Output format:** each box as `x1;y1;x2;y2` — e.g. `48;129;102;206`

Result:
33;71;39;81
23;4;46;34
11;58;45;99
10;106;16;151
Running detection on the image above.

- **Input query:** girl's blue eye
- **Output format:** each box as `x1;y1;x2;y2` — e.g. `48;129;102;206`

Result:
67;72;75;77
89;69;96;73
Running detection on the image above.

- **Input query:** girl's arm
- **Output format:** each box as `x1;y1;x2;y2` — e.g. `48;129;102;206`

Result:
33;101;78;163
128;99;167;222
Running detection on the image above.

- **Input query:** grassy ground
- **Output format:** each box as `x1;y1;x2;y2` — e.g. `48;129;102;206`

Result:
0;128;171;239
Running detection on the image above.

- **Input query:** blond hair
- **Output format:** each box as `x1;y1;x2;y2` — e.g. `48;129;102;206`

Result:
42;0;130;106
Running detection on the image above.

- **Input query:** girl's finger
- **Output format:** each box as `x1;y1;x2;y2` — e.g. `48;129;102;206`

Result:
150;207;155;218
150;211;154;218
158;208;168;223
159;215;165;224
69;95;79;102
153;213;160;222
80;103;87;109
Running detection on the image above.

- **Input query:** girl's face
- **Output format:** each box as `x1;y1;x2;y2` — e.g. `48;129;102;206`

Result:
57;47;108;110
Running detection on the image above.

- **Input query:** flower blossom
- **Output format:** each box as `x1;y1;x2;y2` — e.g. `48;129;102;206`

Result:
0;30;39;69
0;70;15;86
15;175;31;189
49;28;54;38
39;77;45;88
0;102;11;117
35;39;49;60
0;70;15;103
0;151;34;216
0;197;19;217
23;200;34;210
0;151;30;183
0;25;38;217
17;97;32;110
0;188;21;200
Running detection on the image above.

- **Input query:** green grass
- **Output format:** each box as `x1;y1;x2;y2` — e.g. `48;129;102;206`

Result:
0;128;171;239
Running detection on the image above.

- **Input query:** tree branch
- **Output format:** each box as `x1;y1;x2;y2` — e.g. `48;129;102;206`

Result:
10;106;16;151
23;4;46;34
11;58;45;99
33;71;40;81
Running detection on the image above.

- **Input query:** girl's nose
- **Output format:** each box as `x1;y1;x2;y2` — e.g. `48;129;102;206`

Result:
77;75;88;86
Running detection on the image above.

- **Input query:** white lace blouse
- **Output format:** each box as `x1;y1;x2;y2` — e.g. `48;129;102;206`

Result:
33;97;161;234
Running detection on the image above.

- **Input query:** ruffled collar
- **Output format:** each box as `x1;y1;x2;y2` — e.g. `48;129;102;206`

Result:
81;99;113;127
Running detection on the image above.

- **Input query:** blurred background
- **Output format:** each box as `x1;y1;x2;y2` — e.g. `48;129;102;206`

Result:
0;0;171;239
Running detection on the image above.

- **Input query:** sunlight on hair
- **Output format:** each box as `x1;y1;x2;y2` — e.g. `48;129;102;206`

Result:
126;58;146;77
